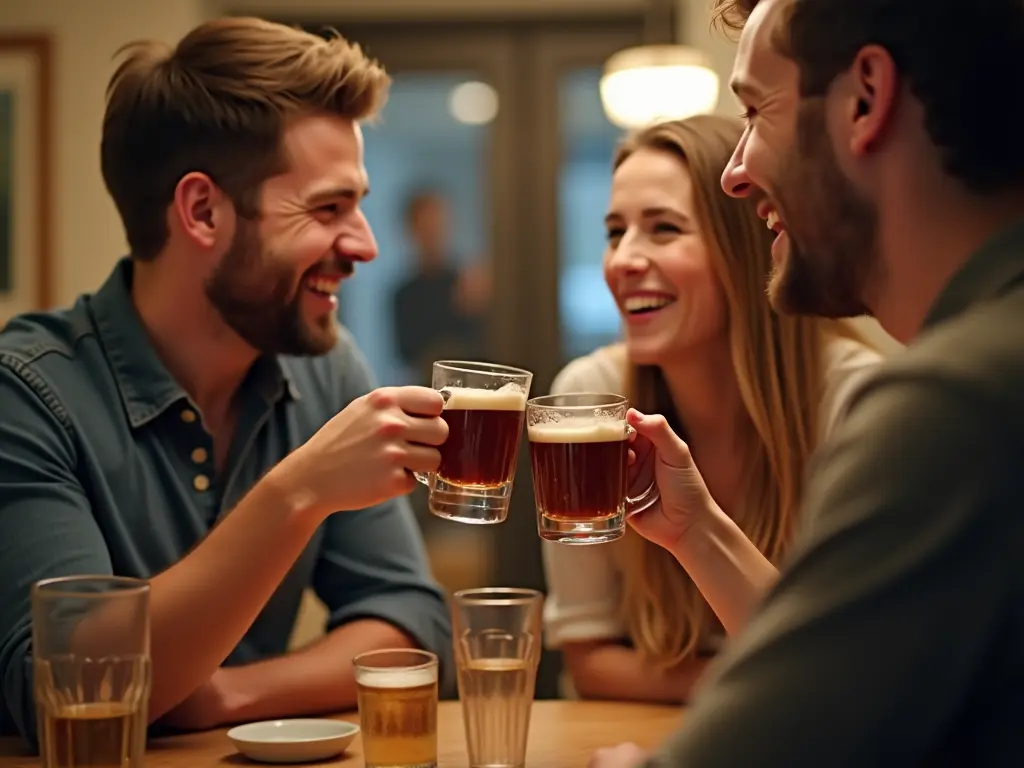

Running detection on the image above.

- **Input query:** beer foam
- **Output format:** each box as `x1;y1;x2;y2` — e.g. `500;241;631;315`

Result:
444;386;526;411
528;419;626;444
358;667;437;689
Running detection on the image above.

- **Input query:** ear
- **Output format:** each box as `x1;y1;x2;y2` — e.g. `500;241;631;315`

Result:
846;44;898;156
171;172;232;250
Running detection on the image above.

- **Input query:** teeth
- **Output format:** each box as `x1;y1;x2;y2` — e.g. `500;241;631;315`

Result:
623;296;674;313
307;277;341;294
766;211;780;231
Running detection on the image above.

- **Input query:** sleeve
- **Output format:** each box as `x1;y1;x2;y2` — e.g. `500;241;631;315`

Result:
540;352;627;648
0;365;114;746
311;339;454;694
644;372;1022;767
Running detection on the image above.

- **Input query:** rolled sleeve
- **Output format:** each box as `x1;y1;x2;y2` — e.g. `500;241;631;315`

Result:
0;364;114;746
645;372;1023;767
312;498;453;694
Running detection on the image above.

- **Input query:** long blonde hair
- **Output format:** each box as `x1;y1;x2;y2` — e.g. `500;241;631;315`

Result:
615;115;861;667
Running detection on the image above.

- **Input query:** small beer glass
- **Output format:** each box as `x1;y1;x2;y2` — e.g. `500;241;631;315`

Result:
353;648;439;768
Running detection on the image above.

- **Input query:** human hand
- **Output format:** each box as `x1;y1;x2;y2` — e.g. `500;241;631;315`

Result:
625;409;718;552
588;742;650;768
276;386;448;518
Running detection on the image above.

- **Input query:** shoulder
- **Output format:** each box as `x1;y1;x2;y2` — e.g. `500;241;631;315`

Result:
817;333;886;441
816;297;1024;514
0;299;108;424
0;300;96;367
551;344;628;395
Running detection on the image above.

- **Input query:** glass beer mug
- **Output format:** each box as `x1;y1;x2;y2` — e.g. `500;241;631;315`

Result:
527;392;659;544
415;360;533;524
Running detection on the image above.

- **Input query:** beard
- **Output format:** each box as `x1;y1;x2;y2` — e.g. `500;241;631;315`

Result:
767;100;881;319
204;220;341;357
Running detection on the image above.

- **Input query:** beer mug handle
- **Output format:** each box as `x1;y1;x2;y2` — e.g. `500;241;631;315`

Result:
624;423;660;517
413;387;453;485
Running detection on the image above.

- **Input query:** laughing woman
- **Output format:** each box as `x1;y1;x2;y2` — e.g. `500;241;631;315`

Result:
542;115;883;704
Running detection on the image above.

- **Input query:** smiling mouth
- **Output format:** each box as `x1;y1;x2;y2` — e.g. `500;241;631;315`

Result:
305;274;342;297
766;211;784;233
623;295;676;315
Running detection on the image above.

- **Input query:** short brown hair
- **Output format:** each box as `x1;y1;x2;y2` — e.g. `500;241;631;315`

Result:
712;0;1024;194
711;0;761;34
101;17;390;261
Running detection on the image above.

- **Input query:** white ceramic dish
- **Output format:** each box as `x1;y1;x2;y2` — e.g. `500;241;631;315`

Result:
226;718;359;764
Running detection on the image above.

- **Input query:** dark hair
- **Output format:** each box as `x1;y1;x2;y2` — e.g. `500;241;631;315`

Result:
713;0;1024;193
403;188;445;228
101;16;390;261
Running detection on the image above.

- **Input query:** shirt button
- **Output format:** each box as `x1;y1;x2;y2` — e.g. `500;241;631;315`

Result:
181;409;197;424
193;474;210;492
191;447;208;464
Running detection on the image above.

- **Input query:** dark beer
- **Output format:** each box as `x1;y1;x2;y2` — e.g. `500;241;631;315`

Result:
529;420;627;521
356;667;438;768
439;387;526;488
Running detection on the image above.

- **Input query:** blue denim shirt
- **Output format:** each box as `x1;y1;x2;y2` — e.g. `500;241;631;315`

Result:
0;258;452;743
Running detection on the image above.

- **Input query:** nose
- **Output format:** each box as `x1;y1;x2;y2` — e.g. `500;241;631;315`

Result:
337;209;378;263
604;229;650;277
721;128;754;199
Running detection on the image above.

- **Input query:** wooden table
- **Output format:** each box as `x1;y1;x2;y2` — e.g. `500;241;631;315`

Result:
0;700;681;766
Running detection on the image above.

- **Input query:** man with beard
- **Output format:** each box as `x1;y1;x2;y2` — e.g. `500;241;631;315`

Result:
590;0;1024;766
0;18;454;747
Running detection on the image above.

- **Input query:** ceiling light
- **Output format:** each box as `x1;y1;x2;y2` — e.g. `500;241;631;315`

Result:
600;45;720;129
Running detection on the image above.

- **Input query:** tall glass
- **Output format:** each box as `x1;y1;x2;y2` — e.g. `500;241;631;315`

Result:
452;588;542;768
527;393;659;544
353;649;439;768
414;360;533;524
32;576;151;768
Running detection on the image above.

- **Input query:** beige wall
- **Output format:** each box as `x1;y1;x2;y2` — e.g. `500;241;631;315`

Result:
1;0;205;305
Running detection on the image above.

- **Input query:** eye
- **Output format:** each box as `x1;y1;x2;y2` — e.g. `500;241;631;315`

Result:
311;203;340;223
650;222;683;239
738;107;757;122
605;227;625;244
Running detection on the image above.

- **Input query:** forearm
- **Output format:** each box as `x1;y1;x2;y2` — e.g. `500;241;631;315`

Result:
143;468;324;721
217;619;416;724
668;506;779;635
564;642;708;705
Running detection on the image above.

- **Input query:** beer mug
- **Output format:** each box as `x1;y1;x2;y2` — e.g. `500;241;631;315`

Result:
414;360;533;524
527;392;659;544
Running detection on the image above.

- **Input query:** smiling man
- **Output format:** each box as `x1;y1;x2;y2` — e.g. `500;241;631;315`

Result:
0;18;453;747
590;0;1024;766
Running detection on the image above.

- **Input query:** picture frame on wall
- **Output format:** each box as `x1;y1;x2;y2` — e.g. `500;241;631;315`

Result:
0;35;52;323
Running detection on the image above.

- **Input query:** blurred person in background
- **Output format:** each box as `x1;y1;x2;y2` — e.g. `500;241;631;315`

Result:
0;17;452;747
543;114;883;705
392;188;489;384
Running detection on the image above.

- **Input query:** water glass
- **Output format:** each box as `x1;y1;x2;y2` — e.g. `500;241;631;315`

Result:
452;588;542;768
32;576;151;768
